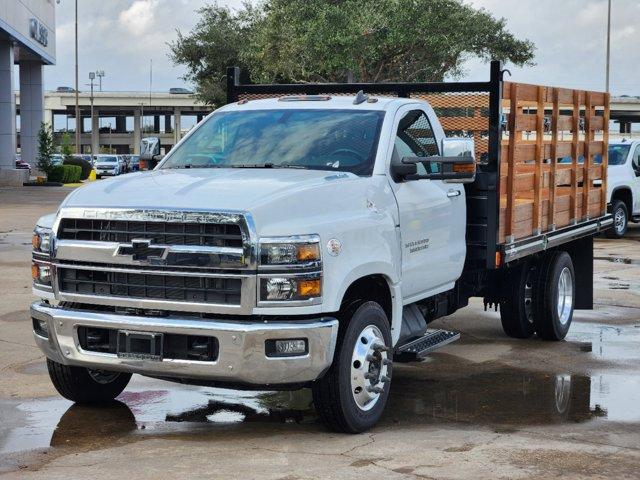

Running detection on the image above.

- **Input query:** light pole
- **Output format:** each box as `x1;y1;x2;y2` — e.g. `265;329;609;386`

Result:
605;0;611;93
74;0;80;153
96;69;105;92
87;72;96;154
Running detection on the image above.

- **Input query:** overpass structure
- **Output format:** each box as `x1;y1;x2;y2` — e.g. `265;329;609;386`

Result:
611;96;640;134
15;90;212;155
13;92;640;158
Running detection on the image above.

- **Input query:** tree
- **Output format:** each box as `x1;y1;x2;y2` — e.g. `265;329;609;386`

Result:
60;131;74;160
36;122;55;177
169;0;535;105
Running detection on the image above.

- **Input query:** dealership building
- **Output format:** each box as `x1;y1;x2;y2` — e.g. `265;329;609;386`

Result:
0;0;55;186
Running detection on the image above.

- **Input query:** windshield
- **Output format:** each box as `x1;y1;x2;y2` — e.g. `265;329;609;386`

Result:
98;156;118;163
608;145;631;166
160;109;385;175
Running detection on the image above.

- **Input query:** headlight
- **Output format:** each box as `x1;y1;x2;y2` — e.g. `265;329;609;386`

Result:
259;235;321;267
32;227;52;254
260;274;322;302
32;262;52;286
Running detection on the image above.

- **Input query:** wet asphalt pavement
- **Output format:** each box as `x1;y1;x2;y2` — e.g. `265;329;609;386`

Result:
1;186;640;479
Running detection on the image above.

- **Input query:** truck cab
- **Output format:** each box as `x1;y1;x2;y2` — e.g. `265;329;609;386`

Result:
607;139;640;237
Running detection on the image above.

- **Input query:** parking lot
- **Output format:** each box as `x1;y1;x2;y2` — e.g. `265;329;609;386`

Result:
1;185;639;479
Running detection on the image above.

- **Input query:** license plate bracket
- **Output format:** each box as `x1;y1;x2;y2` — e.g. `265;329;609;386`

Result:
117;330;163;361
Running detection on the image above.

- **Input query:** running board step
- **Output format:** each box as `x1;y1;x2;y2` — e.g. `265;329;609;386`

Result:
394;329;460;361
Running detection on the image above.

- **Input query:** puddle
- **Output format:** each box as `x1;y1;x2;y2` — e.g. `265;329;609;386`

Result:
595;256;640;265
568;322;640;362
2;363;640;460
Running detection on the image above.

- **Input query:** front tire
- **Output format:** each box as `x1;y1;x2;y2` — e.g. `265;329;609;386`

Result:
47;359;131;403
312;301;392;433
606;199;628;238
533;251;575;341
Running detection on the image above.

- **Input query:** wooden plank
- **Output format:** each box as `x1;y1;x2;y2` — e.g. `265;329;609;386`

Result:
549;87;560;229
571;90;580;222
533;86;545;234
514;113;537;132
602;93;610;214
590;116;604;131
582;92;592;219
505;82;519;241
556;115;573;131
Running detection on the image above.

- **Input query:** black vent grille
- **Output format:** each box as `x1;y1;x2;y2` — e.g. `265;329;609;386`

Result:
59;268;242;305
58;219;243;248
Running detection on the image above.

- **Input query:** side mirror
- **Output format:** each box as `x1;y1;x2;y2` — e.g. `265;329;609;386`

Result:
390;155;417;182
400;155;476;183
442;137;475;160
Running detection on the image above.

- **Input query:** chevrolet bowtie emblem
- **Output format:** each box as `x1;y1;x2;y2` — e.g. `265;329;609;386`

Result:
116;239;169;263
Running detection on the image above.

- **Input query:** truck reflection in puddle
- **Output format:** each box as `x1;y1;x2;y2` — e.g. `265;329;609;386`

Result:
4;364;639;461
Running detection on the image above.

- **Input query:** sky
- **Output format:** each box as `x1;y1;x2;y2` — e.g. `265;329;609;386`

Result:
42;0;640;96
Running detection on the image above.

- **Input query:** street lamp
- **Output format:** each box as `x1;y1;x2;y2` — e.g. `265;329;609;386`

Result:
96;69;105;92
605;0;611;93
87;72;96;153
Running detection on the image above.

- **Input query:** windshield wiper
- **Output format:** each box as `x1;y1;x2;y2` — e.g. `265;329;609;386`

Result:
229;163;305;169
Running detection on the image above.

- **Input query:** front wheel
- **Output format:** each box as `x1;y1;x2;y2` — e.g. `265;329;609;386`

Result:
312;301;392;433
606;200;628;238
47;359;131;404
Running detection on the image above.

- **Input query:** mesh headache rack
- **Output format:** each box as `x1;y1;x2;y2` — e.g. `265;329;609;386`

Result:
226;62;612;270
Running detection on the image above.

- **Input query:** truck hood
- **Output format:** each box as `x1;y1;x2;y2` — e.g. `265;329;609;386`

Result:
61;168;361;213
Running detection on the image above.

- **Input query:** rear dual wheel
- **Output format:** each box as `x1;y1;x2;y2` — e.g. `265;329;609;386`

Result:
500;251;575;341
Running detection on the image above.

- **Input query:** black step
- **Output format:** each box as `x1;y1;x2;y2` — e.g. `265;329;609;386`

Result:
394;329;460;360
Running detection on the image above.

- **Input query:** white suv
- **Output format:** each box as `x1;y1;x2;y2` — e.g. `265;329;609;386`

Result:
607;139;640;237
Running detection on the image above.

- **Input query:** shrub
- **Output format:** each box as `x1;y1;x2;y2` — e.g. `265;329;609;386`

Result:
36;122;55;177
63;157;93;180
48;165;82;183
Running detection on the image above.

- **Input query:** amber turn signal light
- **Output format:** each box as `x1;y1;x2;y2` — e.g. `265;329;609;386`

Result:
297;278;322;297
452;162;476;174
297;244;320;262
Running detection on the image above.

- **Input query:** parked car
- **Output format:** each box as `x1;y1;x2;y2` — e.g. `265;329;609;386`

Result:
29;62;612;433
117;155;128;173
606;139;640;238
93;154;122;177
128;155;141;171
15;155;31;173
50;154;63;166
169;87;193;94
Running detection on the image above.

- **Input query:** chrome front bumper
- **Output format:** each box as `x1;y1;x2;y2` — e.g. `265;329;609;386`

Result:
31;302;338;386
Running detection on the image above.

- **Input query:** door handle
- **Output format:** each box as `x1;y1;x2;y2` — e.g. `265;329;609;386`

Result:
447;189;461;198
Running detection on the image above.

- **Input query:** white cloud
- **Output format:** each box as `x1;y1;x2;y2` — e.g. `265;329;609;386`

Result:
44;0;640;96
119;0;159;35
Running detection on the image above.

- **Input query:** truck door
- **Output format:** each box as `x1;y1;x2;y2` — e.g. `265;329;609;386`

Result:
388;107;466;302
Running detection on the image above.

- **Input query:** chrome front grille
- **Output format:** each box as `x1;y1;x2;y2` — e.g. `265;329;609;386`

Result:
51;208;257;314
59;268;242;305
58;218;243;248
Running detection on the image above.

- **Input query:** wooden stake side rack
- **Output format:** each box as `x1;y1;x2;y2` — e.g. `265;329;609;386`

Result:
499;82;610;244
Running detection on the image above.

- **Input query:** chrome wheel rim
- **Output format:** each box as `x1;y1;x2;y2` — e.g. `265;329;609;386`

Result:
554;374;572;414
350;325;390;411
614;207;626;235
557;267;573;326
87;369;120;384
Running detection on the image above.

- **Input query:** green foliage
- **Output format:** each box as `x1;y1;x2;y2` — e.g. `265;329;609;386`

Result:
169;0;535;105
63;157;93;180
47;165;82;184
36;122;55;177
60;132;75;160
